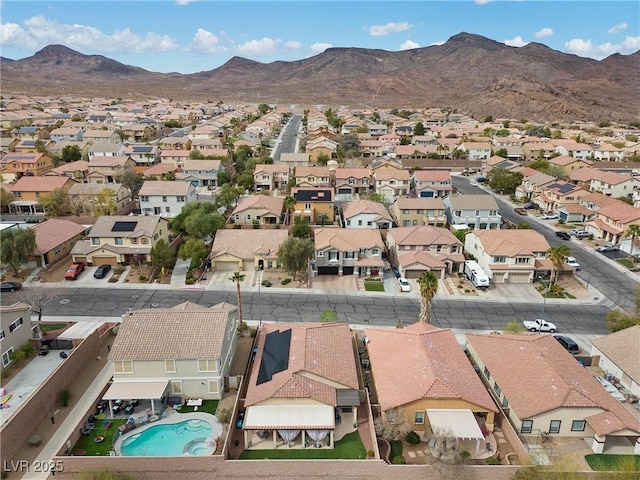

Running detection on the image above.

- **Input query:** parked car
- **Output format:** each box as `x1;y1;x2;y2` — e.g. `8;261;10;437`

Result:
0;282;22;292
555;231;571;240
39;344;50;356
469;180;479;187
541;212;558;220
93;264;112;279
398;277;411;292
565;256;581;270
65;262;85;280
475;176;487;183
596;244;618;253
570;229;590;238
514;207;528;215
554;335;580;353
523;202;536;210
523;318;557;333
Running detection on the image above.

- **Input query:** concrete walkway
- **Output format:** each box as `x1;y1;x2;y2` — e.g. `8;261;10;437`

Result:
22;363;113;480
170;258;190;286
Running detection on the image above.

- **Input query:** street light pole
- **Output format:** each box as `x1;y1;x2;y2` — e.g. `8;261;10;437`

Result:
538;277;549;334
258;270;262;327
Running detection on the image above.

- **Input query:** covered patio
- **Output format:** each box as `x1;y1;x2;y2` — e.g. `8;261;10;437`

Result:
9;200;42;215
102;380;169;419
426;409;496;460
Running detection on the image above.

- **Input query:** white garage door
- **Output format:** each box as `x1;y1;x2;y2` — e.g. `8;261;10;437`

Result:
214;260;243;271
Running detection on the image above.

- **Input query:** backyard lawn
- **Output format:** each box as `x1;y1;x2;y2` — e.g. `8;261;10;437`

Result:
40;323;68;332
585;454;640;471
239;431;367;460
364;279;385;292
177;400;219;415
73;418;127;456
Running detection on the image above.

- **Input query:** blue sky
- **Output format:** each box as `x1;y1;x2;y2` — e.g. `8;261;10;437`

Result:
1;1;639;74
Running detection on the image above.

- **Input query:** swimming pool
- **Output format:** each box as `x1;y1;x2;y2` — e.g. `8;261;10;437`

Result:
119;417;215;456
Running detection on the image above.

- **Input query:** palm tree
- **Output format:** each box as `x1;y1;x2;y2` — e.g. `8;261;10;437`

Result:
283;195;296;226
229;272;246;329
416;271;439;323
626;224;640;255
547;245;571;286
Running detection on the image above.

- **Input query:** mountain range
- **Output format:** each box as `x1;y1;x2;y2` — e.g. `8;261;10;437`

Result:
2;32;639;122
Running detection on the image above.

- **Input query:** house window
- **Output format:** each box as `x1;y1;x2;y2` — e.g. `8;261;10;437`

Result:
549;420;561;434
162;196;168;202
131;238;138;244
571;420;586;432
305;203;312;209
208;380;219;394
13;192;21;198
346;220;351;226
371;248;380;256
114;360;134;374
140;196;149;202
515;257;529;264
115;237;123;245
493;382;502;397
165;359;176;373
501;397;509;408
2;348;14;367
170;381;183;394
328;251;339;262
403;220;411;226
317;251;324;257
9;317;24;333
198;359;217;372
493;256;506;263
91;238;100;245
367;221;373;226
521;420;533;434
0;330;4;339
358;220;363;226
177;196;186;202
483;366;491;380
414;412;425;424
345;251;355;259
165;207;171;213
454;210;461;216
141;238;149;244
402;210;409;214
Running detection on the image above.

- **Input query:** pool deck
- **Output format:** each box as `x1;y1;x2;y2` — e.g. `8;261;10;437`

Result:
113;411;223;456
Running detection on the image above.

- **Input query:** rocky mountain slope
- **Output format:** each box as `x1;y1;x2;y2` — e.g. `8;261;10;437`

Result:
2;33;638;122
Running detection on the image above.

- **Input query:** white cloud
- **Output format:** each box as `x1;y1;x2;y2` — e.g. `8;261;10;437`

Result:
309;42;332;55
0;16;178;53
534;28;554;39
236;37;283;57
284;41;301;50
474;0;494;4
564;35;640;59
189;28;226;54
175;0;197;4
608;22;628;34
399;40;420;50
503;36;528;47
431;40;446;46
369;22;412;37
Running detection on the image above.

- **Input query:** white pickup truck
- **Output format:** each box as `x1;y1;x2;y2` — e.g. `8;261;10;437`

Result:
523;319;557;333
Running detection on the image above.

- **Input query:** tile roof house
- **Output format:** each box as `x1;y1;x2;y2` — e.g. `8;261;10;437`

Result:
278;153;311;168
334;167;371;201
568;168;639;201
210;229;288;272
411;170;453;198
586;201;640;244
253;164;290;191
547;154;592;171
71;215;170;266
0;152;55;177
123;144;161;171
341;199;392;229
294;166;331;188
458;142;492;161
443;194;501;230
106;301;238;409
88;142;126;160
141;162;179;181
87;156;136;183
0;303;32;372
552;142;594;161
44;160;90;180
515;172;557;201
138;180;197;217
534;181;588;214
313;227;385;277
229;195;284;225
242;323;360;450
366;323;498;439
178;159;225;187
590;325;640;398
391;197;447;227
373;168;410;202
464;230;551;284
27;218;88;268
6;176;77;216
466;333;640;453
68;182;132;215
292;187;335;225
386;226;464;279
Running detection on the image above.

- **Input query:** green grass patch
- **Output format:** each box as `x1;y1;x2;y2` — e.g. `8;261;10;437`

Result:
585;454;640;472
390;439;403;459
73;418;127;456
239;431;366;460
40;323;68;332
176;400;218;415
616;258;635;268
364;282;385;292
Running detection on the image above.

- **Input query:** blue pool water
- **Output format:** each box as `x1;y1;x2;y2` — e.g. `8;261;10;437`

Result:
120;419;213;456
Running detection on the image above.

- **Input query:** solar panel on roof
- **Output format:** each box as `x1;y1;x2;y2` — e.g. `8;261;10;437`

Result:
256;329;291;385
111;221;138;232
132;146;153;153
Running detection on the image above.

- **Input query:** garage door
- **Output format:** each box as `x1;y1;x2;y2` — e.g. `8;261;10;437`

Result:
338;188;352;195
92;256;118;266
214;260;242;271
403;269;424;279
343;266;354;275
420;191;434;198
317;266;339;275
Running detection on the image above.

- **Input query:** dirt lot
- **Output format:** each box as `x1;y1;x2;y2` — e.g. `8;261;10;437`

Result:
261;269;308;289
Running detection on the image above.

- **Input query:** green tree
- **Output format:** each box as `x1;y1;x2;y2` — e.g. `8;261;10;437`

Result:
236;171;254;190
257;103;271;115
217;171;230;185
1;187;14;212
184;209;226;240
493;148;508;158
0;228;36;275
526;126;552;138
283;195;297;226
61;144;82;163
291;216;311;238
163;171;177;181
229;272;246;325
413;122;425;136
190;149;205;159
626;224;640;251
337;134;359;159
416;271;439;323
115;171;145;197
368;192;386;204
93;187;117;216
178;238;208;270
503;320;527;333
487;168;523;194
453;229;470;244
34;139;47;153
150;239;175;270
216;184;242;210
42;188;69;217
277;237;314;281
547;245;571;285
316;152;330;166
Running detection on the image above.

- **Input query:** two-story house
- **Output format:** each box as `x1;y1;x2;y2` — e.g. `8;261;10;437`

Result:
253;164;290;191
548;155;592;172
521;141;555;162
178;159;224;187
83;129;122;145
341;199;392;229
49;126;84;143
6;176;77;215
292;187;335;225
587;201;640;245
374;169;410;202
294;166;331;188
443;194;501;230
1;303;33;372
313;227;385;276
124;144;161;171
68;183;132;215
88;142;126;160
105;301;238;412
139;180;197;217
71;215;170;265
334;168;370;201
0;153;55;177
464;230;551;284
391;197;447;227
45;160;90;181
411;170;453;198
570;169;638;201
87;156;137;183
553;141;594;161
458;142;492;161
14;139;54;154
229;195;284;225
386;226;464;279
535;181;588;213
158;149;191;167
515;172;557;202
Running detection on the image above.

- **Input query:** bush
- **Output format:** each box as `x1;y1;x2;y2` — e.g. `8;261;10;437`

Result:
261;279;272;287
217;407;231;424
9;349;26;363
558;218;565;224
485;455;501;465
249;327;257;338
281;278;292;285
406;431;421;444
367;449;375;458
464;288;471;293
138;274;148;282
186;270;193;280
185;278;194;285
391;455;406;464
20;342;35;356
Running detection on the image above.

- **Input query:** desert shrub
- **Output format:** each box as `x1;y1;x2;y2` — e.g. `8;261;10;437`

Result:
367;449;375;458
261;279;272;287
138;274;148;281
558;218;565;224
406;431;421;444
485;455;501;465
464;288;471;293
281;278;292;285
391;455;406;464
249;327;257;338
185;278;194;285
20;342;35;356
216;407;231;424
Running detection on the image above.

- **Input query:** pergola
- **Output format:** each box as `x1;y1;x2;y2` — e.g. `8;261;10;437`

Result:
427;409;485;455
102;380;168;419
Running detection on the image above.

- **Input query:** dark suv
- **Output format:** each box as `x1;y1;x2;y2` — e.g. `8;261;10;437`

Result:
555;231;571;240
554;335;579;353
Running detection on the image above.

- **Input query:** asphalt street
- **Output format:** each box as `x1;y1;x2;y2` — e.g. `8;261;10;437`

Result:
271;114;302;162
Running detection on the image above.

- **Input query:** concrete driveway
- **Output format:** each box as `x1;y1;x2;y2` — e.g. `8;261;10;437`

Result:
310;274;358;292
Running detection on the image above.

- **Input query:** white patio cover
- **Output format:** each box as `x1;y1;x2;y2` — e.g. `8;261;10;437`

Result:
426;409;484;440
102;380;169;400
244;404;334;430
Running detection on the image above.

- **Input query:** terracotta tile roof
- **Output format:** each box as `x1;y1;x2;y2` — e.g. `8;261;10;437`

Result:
374;169;410;181
231;195;284;216
393;197;445;210
334;168;370;180
365;323;497;412
470;230;550;256
244;323;359;407
314;227;384;251
32;219;87;255
388;226;462;247
549;155;587;166
595;202;640;223
138;180;193;196
1;153;45;164
211;229;288;260
342;200;392;221
295;166;331;178
87;215;166;238
560;204;591;215
142;163;178;177
587;218;623;235
580;192;622;208
398;250;446;269
591;325;640;386
10;176;74;192
48;160;90;174
89;156;132;167
108;303;232;361
466;333;640;434
254;164;289;175
445;194;499;210
412;170;452;182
